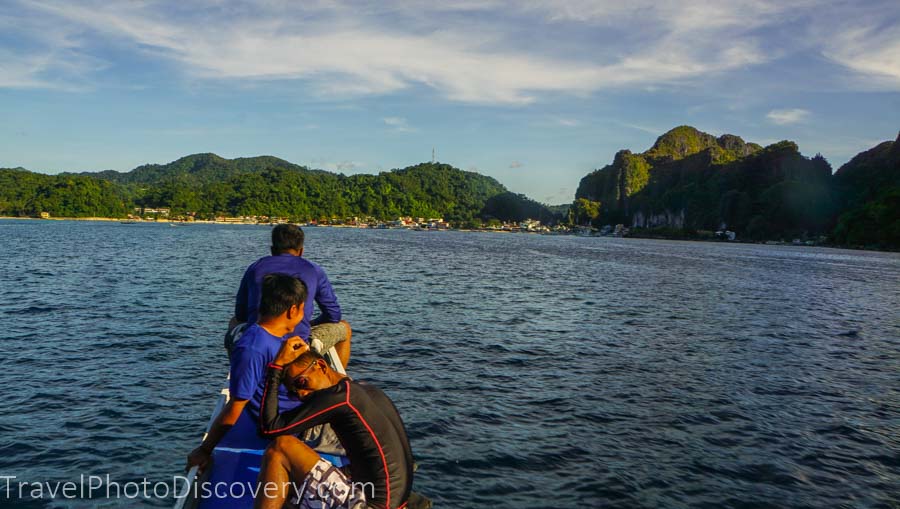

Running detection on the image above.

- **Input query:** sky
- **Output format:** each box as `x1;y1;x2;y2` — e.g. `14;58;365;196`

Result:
1;0;899;205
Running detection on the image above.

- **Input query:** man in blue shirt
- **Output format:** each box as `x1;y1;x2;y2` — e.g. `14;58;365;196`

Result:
187;273;316;472
227;224;351;367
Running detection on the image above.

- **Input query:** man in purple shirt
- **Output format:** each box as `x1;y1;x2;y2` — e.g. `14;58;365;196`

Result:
227;224;351;367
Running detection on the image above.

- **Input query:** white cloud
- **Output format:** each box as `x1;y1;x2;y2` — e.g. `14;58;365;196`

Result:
822;23;900;88
509;160;523;168
618;122;664;135
5;0;899;101
5;0;782;102
555;118;579;127
0;10;106;90
383;117;415;132
766;108;810;125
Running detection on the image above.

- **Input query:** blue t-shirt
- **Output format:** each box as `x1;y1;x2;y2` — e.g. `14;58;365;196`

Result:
234;254;341;340
229;323;302;420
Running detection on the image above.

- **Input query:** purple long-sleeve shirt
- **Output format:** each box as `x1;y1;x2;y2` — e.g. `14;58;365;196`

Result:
234;254;341;340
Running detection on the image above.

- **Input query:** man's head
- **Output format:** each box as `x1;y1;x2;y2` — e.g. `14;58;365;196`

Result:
283;350;338;400
258;273;307;330
271;224;305;256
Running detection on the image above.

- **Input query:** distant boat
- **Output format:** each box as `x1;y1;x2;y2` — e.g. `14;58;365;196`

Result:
120;220;138;224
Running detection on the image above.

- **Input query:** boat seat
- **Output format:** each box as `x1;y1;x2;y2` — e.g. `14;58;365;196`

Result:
198;411;349;509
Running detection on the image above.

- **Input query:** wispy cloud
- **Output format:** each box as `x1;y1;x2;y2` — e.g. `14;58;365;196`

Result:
555;118;580;127
4;0;899;102
383;117;415;132
766;108;810;125
509;160;523;168
822;22;900;89
618;122;665;135
0;0;780;101
0;10;106;90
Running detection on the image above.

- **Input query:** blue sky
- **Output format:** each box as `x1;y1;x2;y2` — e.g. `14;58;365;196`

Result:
1;0;898;204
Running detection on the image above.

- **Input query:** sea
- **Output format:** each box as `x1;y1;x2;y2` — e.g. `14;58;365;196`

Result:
0;220;897;508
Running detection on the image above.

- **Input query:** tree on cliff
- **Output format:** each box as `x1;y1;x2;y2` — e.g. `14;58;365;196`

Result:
569;198;601;225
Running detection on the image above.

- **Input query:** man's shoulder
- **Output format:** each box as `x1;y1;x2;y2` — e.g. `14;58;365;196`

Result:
351;380;391;401
234;324;280;353
293;257;329;282
298;256;322;271
305;258;331;278
242;256;270;277
257;255;321;273
247;255;284;271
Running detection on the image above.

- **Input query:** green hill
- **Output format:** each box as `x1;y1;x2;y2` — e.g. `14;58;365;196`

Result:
4;155;558;224
831;132;900;248
0;168;130;218
74;153;321;186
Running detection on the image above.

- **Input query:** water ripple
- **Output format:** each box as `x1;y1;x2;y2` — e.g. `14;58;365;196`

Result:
0;221;898;508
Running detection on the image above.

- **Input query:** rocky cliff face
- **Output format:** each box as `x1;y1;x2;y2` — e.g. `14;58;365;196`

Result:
575;127;833;239
642;125;762;163
632;208;686;229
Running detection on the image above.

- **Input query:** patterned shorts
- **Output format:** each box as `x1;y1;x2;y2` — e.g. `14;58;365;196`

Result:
287;459;367;509
309;322;350;353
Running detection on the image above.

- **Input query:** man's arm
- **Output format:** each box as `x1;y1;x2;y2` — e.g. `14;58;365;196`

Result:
258;365;346;437
311;266;341;326
186;341;263;470
185;398;248;472
258;337;347;436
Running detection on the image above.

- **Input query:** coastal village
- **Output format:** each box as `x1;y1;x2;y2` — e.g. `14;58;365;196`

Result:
32;208;833;245
122;207;567;234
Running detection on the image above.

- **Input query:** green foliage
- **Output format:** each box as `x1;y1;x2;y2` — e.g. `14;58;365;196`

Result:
832;187;900;248
460;218;484;229
0;168;129;217
644;125;720;161
622;153;650;197
569;198;601;225
575;125;843;240
7;156;560;224
545;203;571;218
831;132;900;248
479;192;559;223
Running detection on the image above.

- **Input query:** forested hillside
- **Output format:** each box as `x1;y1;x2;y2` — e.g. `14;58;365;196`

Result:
2;156;558;224
574;126;898;248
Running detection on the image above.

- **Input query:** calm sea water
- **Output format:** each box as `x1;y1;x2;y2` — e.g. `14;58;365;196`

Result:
0;220;898;508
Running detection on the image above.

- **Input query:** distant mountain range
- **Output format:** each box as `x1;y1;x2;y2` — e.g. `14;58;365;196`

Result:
1;126;897;248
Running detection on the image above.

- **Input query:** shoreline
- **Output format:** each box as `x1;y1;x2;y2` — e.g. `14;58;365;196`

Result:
0;216;263;225
1;217;895;253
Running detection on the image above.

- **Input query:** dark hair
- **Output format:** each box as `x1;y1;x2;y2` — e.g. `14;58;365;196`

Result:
289;349;326;368
258;274;308;320
271;224;305;254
